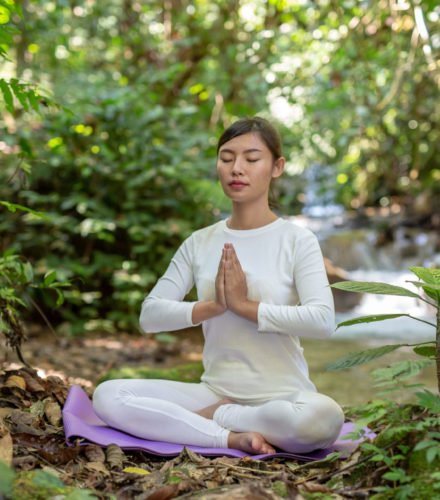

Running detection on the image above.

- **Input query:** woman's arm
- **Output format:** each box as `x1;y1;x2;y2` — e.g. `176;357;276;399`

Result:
140;237;227;333
140;237;197;333
257;232;335;339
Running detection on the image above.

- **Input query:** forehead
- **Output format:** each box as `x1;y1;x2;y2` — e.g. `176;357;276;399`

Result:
218;132;269;153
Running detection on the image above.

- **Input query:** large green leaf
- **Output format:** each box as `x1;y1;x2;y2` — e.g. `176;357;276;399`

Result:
407;281;440;291
408;268;440;302
326;344;405;371
330;281;420;298
409;267;440;284
336;313;409;329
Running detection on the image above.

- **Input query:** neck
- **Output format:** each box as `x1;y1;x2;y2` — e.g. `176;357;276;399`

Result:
228;202;278;230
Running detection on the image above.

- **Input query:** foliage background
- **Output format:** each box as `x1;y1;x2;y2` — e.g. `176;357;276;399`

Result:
1;0;439;334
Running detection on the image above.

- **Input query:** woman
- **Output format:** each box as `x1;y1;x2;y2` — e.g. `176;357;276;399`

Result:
93;116;344;455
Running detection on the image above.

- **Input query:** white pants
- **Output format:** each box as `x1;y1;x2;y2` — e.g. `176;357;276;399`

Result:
92;379;344;453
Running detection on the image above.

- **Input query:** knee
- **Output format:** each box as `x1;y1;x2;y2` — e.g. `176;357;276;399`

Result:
92;380;119;419
258;394;344;453
292;392;344;451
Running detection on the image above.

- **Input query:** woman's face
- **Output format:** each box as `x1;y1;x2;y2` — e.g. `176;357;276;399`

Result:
217;132;284;204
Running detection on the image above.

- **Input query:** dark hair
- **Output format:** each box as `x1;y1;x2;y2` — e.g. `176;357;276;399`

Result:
217;116;282;160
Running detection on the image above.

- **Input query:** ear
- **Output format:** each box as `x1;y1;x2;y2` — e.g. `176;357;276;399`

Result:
271;157;285;179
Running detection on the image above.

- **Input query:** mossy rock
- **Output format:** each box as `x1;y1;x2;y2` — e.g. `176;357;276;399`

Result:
98;360;204;384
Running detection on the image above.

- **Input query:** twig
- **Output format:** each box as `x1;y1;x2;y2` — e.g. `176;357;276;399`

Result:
216;460;278;475
316;441;399;483
24;293;57;337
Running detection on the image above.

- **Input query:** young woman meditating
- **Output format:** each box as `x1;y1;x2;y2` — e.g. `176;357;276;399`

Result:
93;116;344;455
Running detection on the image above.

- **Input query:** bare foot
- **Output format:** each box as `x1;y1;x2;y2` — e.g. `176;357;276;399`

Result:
228;431;276;455
195;399;233;419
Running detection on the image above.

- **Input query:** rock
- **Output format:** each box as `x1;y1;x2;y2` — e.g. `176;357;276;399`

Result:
324;258;362;312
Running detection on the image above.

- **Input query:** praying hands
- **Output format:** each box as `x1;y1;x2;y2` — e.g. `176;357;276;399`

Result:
192;243;259;324
215;243;258;322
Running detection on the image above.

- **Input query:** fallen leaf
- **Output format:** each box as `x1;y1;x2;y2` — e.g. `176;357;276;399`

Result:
299;481;332;493
86;461;110;476
0;432;13;465
9;410;37;427
123;466;151;475
12;433;80;465
21;371;45;393
85;444;106;463
0;408;13;419
145;484;179;500
44;401;62;426
5;375;26;391
105;443;125;470
180;446;205;464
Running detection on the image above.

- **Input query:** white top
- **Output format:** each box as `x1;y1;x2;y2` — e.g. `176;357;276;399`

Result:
140;218;335;403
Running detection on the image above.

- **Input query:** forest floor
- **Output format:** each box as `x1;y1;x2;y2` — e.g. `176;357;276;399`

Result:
0;327;438;499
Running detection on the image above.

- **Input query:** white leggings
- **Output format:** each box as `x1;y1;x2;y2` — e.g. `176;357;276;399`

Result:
92;379;344;453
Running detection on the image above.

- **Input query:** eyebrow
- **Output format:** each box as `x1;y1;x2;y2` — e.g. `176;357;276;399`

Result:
219;148;263;154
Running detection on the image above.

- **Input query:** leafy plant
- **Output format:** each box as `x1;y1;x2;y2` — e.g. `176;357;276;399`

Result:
327;266;440;392
1;2;71;362
0;246;71;363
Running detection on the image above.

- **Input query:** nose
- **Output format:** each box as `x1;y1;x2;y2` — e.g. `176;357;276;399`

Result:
231;156;245;176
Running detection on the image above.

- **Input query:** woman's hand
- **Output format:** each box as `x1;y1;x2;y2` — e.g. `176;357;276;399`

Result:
223;243;249;314
214;248;228;313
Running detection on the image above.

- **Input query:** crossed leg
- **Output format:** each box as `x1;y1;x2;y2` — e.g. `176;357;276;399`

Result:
93;379;343;454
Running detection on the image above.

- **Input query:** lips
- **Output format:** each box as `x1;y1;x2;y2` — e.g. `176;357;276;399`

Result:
229;182;248;187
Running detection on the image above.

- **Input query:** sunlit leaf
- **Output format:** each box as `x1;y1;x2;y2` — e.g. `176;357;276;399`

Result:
336;313;409;329
123;467;151;475
44;270;57;286
330;281;420;298
9;79;29;111
0;201;51;221
409;267;440;284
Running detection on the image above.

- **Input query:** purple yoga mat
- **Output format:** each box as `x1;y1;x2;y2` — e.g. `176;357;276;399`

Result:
63;385;375;462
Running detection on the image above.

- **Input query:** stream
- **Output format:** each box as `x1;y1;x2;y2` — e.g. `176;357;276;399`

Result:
285;207;439;404
288;212;439;341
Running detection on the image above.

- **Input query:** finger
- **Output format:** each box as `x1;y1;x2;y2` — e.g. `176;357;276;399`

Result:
230;246;242;270
229;244;239;263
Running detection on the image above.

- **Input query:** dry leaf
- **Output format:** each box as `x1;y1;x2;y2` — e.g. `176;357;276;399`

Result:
45;401;62;426
85;444;106;463
86;461;110;476
105;443;125;470
180;446;205;464
145;484;179;500
5;375;26;391
0;408;13;419
0;432;13;465
299;481;332;493
9;409;38;427
21;372;45;393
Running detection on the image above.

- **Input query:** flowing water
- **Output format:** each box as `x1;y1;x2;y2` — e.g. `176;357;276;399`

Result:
283;185;439;403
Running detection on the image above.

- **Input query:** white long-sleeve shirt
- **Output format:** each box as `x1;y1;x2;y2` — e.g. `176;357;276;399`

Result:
140;218;335;403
